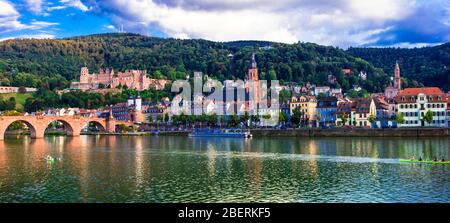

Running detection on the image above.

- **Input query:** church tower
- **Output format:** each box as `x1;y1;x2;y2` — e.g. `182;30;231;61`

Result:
246;53;261;110
394;62;401;91
248;53;259;81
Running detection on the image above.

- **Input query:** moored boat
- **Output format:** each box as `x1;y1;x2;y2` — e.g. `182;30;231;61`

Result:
189;129;252;138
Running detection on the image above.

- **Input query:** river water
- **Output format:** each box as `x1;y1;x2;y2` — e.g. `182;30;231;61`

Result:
0;135;448;203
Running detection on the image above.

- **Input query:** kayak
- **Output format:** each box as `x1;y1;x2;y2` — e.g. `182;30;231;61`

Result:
400;159;450;165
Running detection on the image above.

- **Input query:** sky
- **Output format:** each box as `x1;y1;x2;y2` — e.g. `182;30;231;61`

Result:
0;0;449;48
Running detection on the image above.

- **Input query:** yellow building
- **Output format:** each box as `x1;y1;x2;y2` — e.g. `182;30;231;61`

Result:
289;95;317;125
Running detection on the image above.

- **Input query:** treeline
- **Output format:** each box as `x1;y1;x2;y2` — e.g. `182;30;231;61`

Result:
23;87;172;113
0;71;68;90
0;33;401;93
0;97;16;111
347;43;450;91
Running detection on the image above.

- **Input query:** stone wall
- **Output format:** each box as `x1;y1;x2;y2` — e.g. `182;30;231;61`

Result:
250;128;450;137
0;86;37;94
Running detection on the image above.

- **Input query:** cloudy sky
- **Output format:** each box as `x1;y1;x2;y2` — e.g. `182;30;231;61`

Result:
1;0;449;48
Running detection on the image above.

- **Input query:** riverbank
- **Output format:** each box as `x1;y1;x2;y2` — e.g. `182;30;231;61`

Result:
80;128;450;138
250;128;450;137
81;131;190;137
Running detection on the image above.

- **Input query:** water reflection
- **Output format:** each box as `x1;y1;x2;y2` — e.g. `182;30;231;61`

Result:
0;135;448;203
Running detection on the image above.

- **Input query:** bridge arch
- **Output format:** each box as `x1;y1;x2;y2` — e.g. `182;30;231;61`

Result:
1;119;38;140
44;119;75;136
81;120;107;133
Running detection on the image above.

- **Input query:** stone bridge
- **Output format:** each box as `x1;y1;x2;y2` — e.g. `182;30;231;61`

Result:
0;115;131;140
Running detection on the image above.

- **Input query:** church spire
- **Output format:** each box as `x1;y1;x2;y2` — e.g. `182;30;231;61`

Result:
250;53;257;69
394;61;401;90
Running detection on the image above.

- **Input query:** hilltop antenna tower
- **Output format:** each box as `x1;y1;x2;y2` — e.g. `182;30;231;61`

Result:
119;24;124;33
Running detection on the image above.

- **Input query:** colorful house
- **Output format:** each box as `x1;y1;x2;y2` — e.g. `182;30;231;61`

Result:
289;95;317;126
395;87;447;127
316;96;337;127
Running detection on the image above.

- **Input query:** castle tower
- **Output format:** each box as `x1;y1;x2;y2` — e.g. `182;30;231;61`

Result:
132;95;145;123
80;67;90;83
394;62;401;90
135;96;142;111
106;105;116;133
127;96;135;107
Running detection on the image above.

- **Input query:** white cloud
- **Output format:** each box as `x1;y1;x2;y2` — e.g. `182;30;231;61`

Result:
0;33;55;42
25;0;44;14
59;0;89;12
28;20;59;29
366;42;443;48
95;0;417;47
47;5;68;11
0;0;28;32
105;24;116;30
0;0;58;33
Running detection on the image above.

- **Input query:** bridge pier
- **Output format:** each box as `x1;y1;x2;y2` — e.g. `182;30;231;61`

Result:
33;127;46;139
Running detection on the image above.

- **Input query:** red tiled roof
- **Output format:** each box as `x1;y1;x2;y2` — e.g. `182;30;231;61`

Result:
399;87;444;96
395;87;445;103
342;69;351;75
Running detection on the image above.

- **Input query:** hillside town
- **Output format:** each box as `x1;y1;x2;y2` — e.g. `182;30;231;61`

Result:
2;54;448;132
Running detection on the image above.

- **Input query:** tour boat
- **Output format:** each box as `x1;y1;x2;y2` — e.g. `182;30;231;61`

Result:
189;129;252;138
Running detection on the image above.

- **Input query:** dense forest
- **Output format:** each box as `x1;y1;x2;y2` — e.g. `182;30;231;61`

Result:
0;33;447;101
0;33;408;94
347;43;450;91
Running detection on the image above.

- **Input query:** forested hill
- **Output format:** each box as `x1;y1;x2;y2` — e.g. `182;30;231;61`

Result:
347;43;450;91
0;33;443;93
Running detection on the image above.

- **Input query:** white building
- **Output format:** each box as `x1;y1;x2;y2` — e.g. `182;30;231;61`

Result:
395;88;447;127
314;86;331;96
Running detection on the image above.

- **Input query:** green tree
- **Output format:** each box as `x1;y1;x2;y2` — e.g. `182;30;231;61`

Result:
117;124;130;133
250;114;260;127
240;112;250;126
262;113;271;120
279;90;292;104
339;113;349;126
7;121;26;130
157;114;163;123
147;114;154;123
267;68;277;81
164;113;170;123
6;97;16;110
3;110;21;116
172;115;179;125
199;113;208;127
278;111;287;124
423;110;433;126
317;92;327;99
368;114;376;126
18;86;27;93
208;113;217;126
228;114;239;128
179;113;188;126
395;112;405;125
188;114;196;126
291;107;302;127
220;115;227;127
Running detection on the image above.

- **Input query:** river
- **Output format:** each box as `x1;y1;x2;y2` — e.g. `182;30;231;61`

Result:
0;135;448;202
